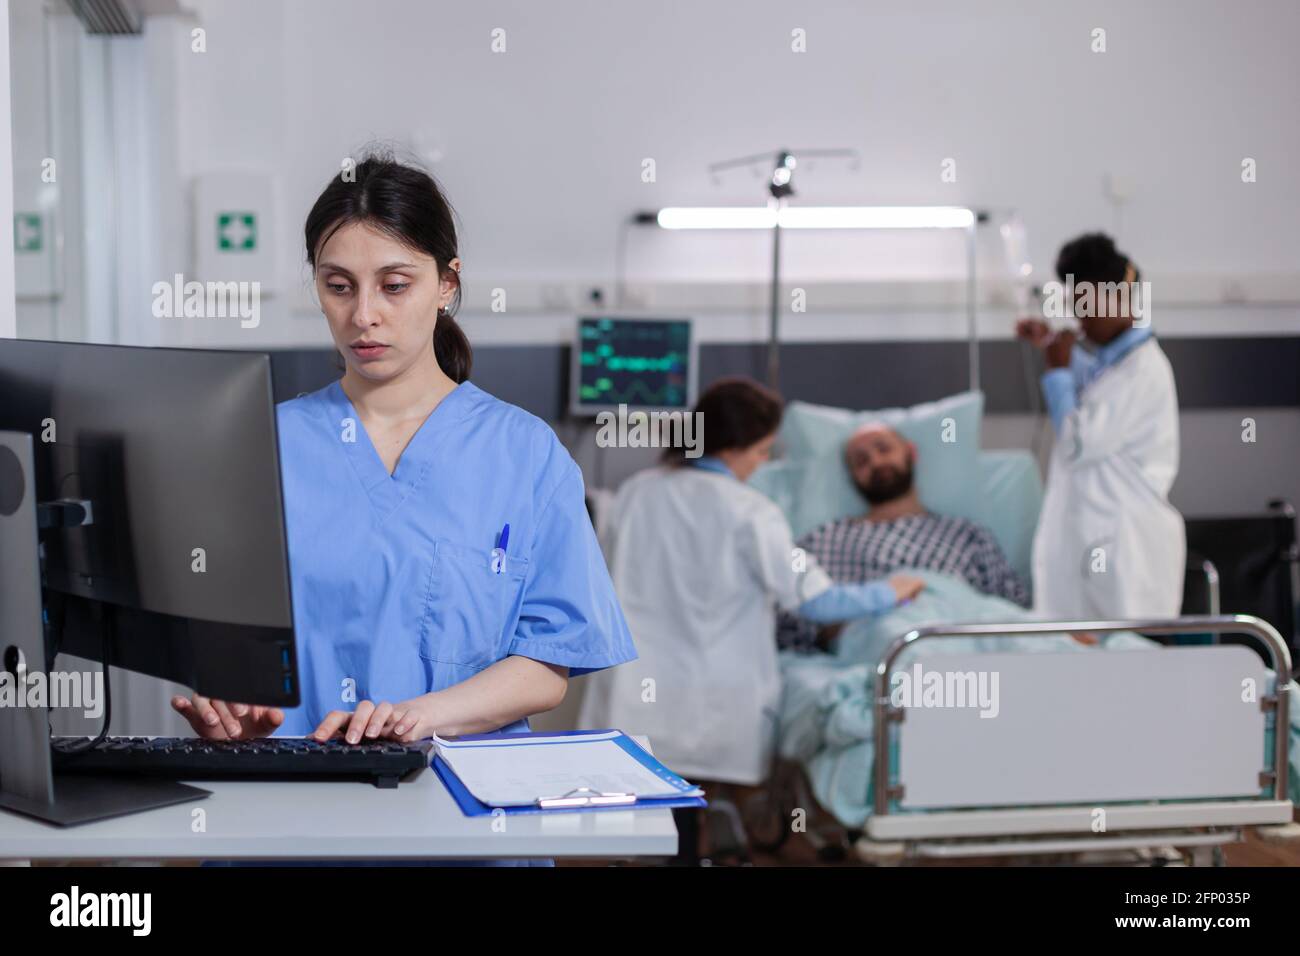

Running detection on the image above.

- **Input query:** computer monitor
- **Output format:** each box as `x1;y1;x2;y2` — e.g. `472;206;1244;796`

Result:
569;316;697;416
0;338;298;706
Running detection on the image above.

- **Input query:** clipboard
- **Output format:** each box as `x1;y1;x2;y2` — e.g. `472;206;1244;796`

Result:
430;729;708;817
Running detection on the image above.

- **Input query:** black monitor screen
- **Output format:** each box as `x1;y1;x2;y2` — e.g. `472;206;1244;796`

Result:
571;317;695;414
0;338;297;704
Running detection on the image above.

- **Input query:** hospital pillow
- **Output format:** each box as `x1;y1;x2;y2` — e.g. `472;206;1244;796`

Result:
767;391;986;526
747;454;863;539
748;446;1042;582
973;450;1042;580
778;390;984;463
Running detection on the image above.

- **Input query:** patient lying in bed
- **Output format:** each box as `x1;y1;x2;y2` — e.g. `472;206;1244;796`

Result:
779;422;1029;653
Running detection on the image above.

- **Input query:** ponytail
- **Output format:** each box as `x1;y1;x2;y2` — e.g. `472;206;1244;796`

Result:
434;308;472;383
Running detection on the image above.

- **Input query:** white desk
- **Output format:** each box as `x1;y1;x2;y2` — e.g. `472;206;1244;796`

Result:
0;738;679;862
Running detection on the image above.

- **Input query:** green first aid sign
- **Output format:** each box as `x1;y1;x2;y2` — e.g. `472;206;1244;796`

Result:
217;211;257;251
14;213;42;252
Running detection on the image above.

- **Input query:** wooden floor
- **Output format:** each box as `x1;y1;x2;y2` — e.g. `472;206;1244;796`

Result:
753;826;1300;867
560;826;1300;867
563;793;1300;867
720;783;1300;867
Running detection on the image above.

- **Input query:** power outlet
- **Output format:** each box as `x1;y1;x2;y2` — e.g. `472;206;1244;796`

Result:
540;284;569;310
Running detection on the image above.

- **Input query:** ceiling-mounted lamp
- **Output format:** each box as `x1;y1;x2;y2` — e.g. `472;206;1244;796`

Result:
769;151;797;199
638;194;985;390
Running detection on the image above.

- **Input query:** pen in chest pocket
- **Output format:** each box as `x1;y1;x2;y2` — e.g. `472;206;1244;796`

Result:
491;523;510;574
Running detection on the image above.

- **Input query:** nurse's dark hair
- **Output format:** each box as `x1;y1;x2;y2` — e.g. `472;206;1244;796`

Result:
305;149;472;383
1055;232;1140;284
663;376;783;466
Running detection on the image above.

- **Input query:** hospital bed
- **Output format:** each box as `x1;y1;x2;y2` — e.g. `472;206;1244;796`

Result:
858;615;1293;865
745;612;1296;866
743;406;1298;865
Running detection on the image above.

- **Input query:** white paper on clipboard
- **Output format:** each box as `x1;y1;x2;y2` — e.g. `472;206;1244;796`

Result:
432;731;703;808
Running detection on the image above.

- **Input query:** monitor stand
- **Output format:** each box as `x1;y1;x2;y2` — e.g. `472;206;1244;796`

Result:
0;431;209;827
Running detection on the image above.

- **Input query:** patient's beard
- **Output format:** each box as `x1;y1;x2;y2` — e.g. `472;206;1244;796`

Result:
859;464;914;506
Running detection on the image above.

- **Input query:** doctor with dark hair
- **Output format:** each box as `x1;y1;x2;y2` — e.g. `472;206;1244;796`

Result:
1016;233;1185;620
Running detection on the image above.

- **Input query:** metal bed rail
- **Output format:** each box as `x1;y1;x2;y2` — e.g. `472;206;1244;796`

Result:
872;614;1293;819
1186;557;1221;616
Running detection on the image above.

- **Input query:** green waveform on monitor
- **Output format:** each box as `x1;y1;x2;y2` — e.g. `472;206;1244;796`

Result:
604;353;684;373
580;351;685;373
588;379;684;406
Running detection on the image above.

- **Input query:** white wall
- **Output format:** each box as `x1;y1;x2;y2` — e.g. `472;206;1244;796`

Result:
22;0;1295;348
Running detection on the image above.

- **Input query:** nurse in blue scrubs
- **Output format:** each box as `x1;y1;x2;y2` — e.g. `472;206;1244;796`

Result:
171;154;636;748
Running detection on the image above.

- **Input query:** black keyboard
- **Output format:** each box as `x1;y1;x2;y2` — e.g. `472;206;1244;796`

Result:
51;736;433;789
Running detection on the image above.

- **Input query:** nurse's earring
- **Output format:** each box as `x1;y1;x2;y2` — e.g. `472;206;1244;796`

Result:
437;262;459;318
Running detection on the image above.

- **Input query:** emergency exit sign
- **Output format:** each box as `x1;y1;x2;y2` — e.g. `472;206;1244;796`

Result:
217;211;257;251
14;213;42;252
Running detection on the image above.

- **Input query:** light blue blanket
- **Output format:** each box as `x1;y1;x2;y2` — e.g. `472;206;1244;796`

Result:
776;570;1300;829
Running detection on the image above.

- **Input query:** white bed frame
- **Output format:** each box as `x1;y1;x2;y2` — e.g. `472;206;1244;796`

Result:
858;614;1295;865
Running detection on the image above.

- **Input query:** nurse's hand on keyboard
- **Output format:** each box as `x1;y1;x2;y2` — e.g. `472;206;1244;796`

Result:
311;697;435;745
170;694;285;740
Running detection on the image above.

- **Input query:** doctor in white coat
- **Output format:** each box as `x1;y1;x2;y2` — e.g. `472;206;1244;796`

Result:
579;378;923;786
1017;233;1184;621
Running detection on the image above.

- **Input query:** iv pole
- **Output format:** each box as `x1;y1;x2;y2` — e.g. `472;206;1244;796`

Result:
768;195;785;389
708;149;859;391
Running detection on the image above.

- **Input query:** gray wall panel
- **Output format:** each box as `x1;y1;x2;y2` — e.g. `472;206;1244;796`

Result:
265;342;1300;518
269;337;1300;417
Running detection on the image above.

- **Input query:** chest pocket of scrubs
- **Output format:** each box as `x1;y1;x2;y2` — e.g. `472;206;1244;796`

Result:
419;538;529;672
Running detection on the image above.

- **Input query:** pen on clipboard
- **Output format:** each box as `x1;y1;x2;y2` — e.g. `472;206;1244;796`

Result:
537;787;636;809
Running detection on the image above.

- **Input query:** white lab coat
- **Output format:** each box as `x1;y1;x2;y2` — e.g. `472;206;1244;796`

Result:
578;465;832;785
1032;338;1185;620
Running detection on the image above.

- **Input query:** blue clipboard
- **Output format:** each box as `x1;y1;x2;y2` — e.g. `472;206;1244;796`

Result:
431;729;708;817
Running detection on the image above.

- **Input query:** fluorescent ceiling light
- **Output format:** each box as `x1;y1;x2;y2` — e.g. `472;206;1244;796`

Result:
655;205;975;230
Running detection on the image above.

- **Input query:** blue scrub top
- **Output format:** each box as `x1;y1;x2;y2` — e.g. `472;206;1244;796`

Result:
273;378;636;736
